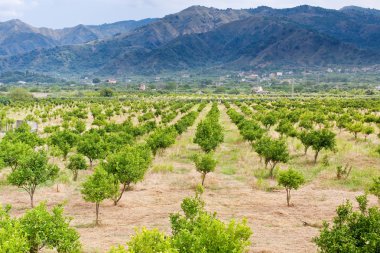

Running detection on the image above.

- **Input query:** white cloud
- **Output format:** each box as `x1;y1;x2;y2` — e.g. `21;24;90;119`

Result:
0;0;37;20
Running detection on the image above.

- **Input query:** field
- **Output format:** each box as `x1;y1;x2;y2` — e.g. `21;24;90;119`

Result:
0;95;379;252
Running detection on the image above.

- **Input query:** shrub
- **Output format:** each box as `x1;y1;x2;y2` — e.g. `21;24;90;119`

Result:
314;195;380;252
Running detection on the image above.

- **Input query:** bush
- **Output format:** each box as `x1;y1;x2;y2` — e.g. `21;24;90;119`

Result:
314;195;380;252
109;187;252;253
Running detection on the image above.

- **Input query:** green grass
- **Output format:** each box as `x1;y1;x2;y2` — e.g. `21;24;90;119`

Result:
321;166;380;191
151;164;174;174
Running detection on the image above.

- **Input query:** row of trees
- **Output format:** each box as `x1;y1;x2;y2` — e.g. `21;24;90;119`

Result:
193;103;224;186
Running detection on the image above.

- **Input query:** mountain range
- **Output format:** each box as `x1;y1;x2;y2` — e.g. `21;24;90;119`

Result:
1;5;380;76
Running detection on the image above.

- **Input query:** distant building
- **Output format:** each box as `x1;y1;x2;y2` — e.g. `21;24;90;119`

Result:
106;79;117;84
252;86;268;94
17;81;27;85
276;72;283;77
139;83;146;91
376;86;380;91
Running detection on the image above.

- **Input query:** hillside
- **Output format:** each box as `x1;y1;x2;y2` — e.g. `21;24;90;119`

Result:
1;5;380;75
0;18;157;56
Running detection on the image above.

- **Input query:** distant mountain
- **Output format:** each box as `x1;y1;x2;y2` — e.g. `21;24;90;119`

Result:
1;5;380;75
0;18;157;56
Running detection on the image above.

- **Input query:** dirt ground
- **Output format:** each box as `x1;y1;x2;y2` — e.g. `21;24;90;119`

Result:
0;103;379;253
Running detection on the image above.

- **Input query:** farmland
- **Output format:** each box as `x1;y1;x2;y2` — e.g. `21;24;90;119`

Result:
0;94;379;253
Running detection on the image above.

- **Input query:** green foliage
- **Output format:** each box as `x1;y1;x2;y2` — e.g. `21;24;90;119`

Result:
77;131;107;167
8;88;33;101
309;129;336;163
81;167;118;225
277;168;305;206
369;177;380;202
253;136;289;178
347;122;363;139
103;145;152;205
100;88;114;97
110;188;252;253
20;203;81;253
170;190;252;253
147;127;178;155
194;103;224;153
193;153;217;186
0;205;29;253
67;154;87;181
49;130;78;160
0;141;33;171
314;195;380;252
8;150;59;207
110;228;177;253
3;122;43;148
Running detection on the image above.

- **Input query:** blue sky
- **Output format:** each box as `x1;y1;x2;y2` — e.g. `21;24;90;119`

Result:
1;0;380;28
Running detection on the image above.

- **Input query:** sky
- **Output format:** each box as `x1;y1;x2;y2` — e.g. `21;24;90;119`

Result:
1;0;380;28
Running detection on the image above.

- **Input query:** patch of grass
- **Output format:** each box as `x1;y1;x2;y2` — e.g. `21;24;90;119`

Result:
221;167;236;175
151;164;174;174
321;166;380;191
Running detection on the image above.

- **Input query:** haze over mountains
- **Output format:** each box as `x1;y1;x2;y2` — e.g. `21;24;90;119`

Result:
1;5;380;76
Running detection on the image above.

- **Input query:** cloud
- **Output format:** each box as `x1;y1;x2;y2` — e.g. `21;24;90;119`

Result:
0;0;37;20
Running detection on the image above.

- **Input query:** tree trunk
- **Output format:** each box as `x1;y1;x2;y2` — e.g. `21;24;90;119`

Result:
56;184;59;193
270;162;277;179
304;146;309;155
90;159;93;169
30;192;34;208
113;183;128;206
95;203;100;226
73;171;78;181
286;188;291;207
201;173;206;186
314;151;320;164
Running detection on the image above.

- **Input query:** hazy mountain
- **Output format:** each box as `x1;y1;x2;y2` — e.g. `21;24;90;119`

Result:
0;18;158;56
1;5;380;75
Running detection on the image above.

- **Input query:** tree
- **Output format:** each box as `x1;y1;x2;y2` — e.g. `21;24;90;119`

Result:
8;88;33;101
276;120;297;138
277;168;305;206
309;129;336;163
253;136;289;178
103;145;152;206
100;88;114;97
146;127;177;155
261;113;277;129
0;141;33;171
81;168;118;225
193;153;217;186
0;205;29;252
92;78;101;84
77;132;107;168
369;176;380;203
109;228;176;253
3;122;42;148
298;131;314;155
110;187;252;253
170;187;252;253
347;122;363;139
194;119;224;153
314;195;380;252
20;203;81;253
67;154;87;181
362;125;374;140
49;130;78;160
8;151;59;207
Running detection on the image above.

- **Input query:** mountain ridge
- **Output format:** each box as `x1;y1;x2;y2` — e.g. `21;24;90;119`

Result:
1;5;380;76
